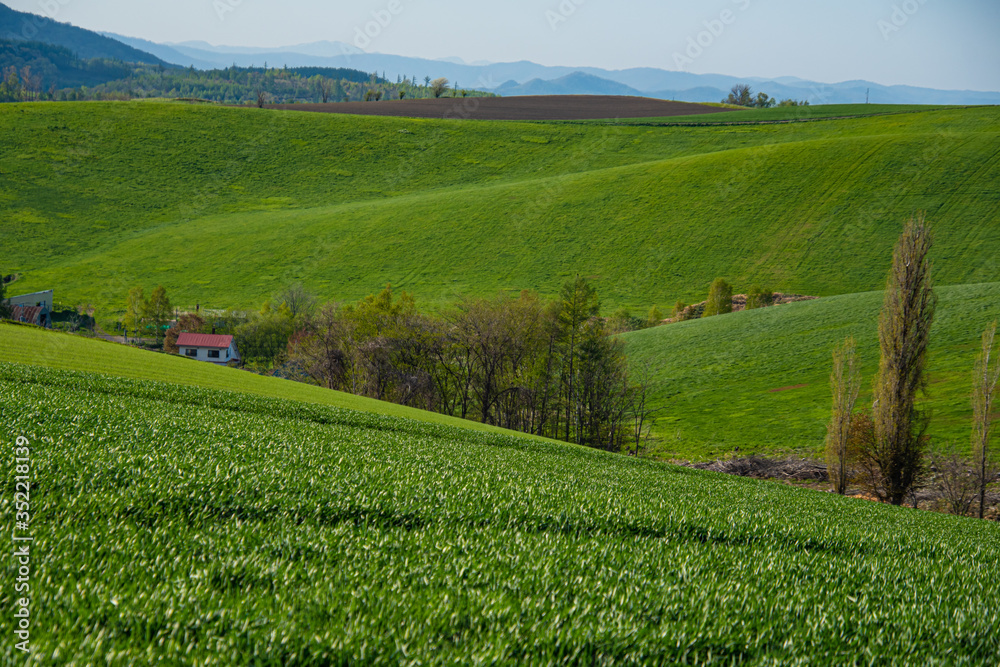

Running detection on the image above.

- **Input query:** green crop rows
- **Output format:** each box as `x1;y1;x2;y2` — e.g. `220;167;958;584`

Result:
2;362;998;664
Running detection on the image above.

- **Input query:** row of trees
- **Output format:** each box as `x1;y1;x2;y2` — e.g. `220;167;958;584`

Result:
1;65;43;102
671;279;775;321
723;84;810;109
825;216;998;517
169;279;657;454
0;39;138;102
0;55;493;105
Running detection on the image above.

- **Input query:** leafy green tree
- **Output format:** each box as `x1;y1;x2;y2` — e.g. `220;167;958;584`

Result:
645;306;664;328
871;216;935;505
431;77;450;98
753;92;775;108
235;311;296;368
147;285;172;340
745;285;774;310
724;84;754;107
123;287;145;335
702;279;733;317
607;307;635;334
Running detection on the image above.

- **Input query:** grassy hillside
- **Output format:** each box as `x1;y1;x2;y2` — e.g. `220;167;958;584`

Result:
0;321;514;435
624;282;1000;460
2;102;998;318
2;362;999;663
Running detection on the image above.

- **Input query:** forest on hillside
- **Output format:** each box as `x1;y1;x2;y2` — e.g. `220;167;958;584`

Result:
0;39;491;104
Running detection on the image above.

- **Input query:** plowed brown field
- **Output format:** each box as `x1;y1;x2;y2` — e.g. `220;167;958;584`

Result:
267;95;730;121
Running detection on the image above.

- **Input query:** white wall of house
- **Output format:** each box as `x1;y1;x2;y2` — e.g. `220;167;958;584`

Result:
179;343;239;364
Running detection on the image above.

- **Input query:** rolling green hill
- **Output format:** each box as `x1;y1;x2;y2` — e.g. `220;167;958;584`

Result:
623;282;1000;460
3;360;999;663
2;102;998;319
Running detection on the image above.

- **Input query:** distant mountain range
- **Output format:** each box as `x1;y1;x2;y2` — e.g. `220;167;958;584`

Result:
0;2;167;66
2;1;999;106
495;72;644;98
106;35;1000;105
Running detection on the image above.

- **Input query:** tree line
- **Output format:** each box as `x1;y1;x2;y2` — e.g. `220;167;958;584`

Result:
723;83;810;109
0;42;493;105
824;216;999;518
145;279;658;454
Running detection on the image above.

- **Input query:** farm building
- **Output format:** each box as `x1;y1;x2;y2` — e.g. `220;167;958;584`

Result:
176;333;240;365
6;290;53;328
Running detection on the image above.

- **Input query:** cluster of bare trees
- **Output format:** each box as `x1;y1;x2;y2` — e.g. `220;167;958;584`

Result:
283;278;656;453
0;66;43;102
825;216;999;517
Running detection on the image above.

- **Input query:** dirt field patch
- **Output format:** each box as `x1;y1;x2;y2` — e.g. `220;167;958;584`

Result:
267;95;731;121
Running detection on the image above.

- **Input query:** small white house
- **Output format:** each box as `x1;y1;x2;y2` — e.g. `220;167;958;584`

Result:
176;333;240;365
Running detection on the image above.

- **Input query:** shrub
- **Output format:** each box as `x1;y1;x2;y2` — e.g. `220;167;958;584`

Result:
745;285;774;310
645;306;664;328
930;444;979;517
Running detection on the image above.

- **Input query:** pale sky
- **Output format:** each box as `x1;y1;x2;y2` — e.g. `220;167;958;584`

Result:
7;0;1000;91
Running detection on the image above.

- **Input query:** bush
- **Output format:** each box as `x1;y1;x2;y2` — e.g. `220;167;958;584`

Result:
745;285;774;310
929;444;979;517
645;306;664;328
608;307;643;334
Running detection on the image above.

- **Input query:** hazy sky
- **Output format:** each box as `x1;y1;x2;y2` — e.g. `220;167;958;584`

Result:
7;0;999;91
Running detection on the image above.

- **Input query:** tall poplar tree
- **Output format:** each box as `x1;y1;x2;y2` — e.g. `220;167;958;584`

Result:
871;216;935;505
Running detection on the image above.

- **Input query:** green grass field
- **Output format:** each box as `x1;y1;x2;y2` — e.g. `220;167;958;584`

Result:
2;362;999;664
2;102;998;319
624;282;1000;460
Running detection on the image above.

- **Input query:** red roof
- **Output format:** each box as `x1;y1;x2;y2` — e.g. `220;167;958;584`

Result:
176;333;234;349
11;304;43;325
